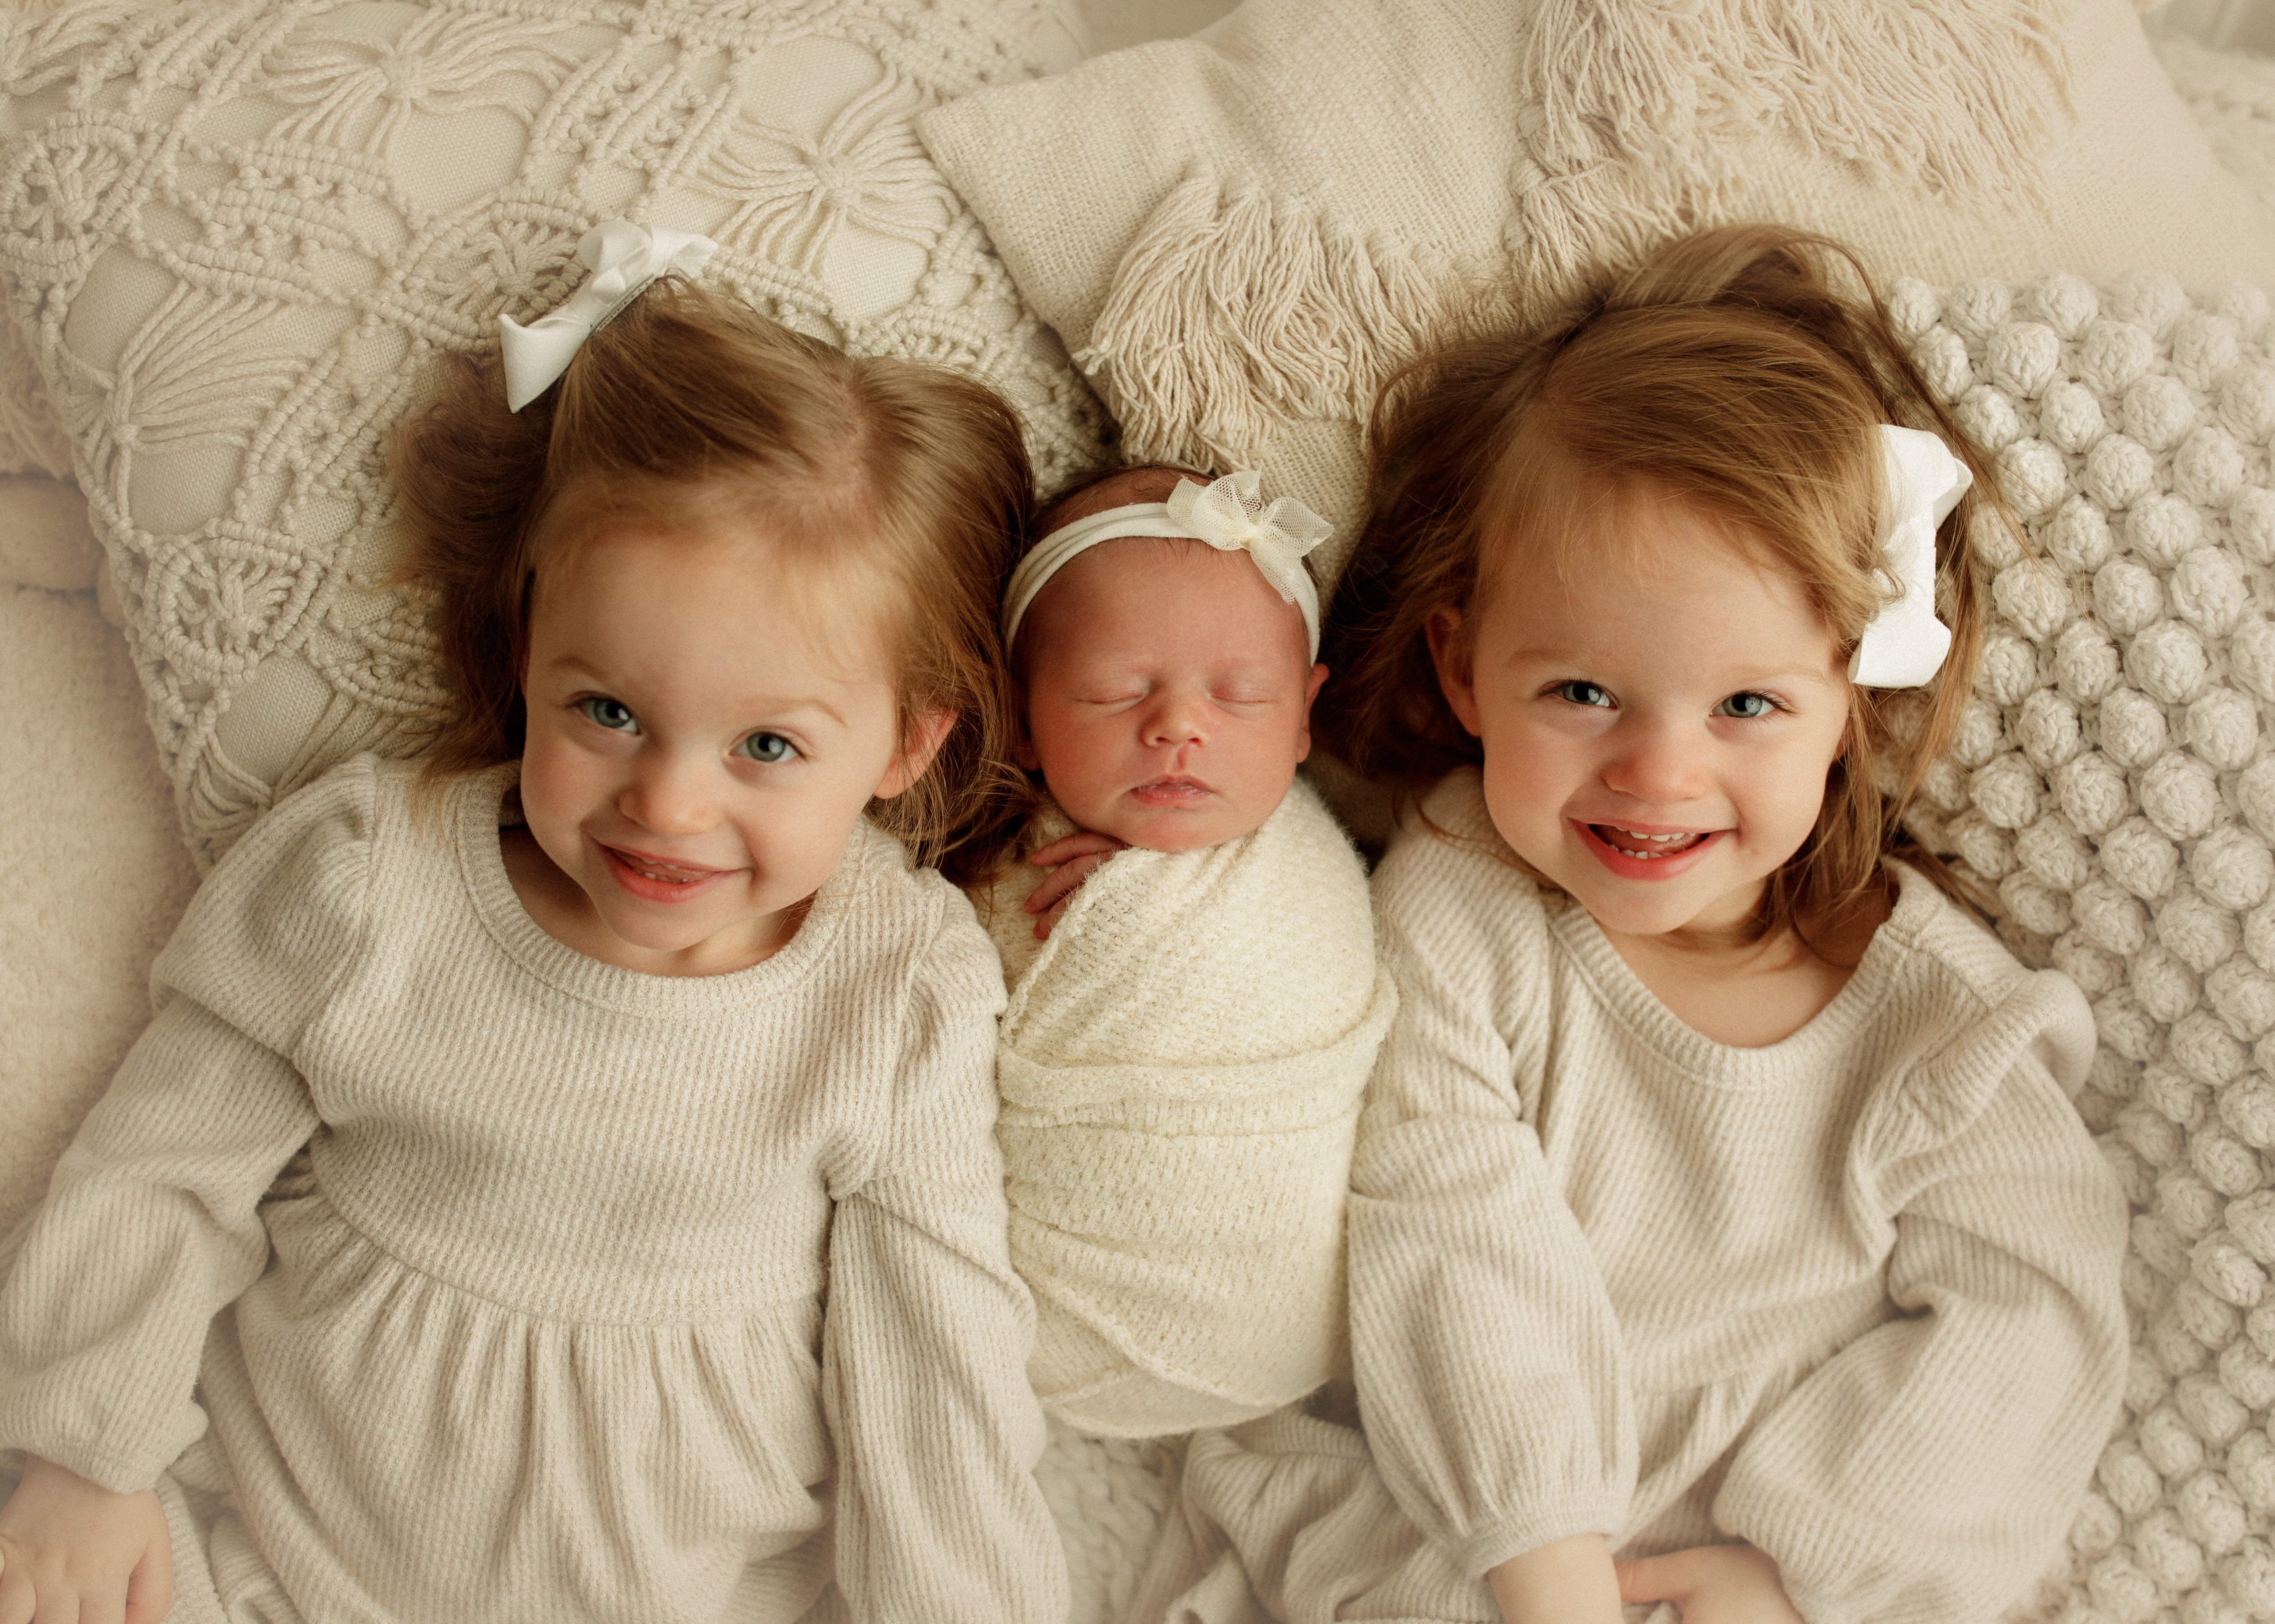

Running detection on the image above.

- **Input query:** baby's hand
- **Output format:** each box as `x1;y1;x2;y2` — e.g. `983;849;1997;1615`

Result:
0;1453;173;1624
1024;831;1130;940
1616;1544;1804;1624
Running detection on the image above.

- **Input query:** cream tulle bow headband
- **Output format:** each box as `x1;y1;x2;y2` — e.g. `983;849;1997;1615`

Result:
1003;471;1334;658
498;222;719;412
1851;424;1971;688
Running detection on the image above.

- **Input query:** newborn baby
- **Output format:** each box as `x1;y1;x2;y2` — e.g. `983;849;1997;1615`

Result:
981;466;1395;1438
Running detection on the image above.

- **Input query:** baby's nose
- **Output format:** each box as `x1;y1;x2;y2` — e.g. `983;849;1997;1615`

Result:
1142;688;1209;746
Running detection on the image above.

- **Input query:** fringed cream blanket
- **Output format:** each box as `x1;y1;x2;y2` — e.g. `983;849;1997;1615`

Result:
981;778;1394;1439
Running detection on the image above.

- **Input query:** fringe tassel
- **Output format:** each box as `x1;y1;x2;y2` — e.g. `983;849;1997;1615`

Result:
1072;174;1478;472
1517;0;2073;208
1078;1;2074;475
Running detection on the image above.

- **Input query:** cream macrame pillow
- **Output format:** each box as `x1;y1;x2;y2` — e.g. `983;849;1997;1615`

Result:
919;0;2275;592
0;0;1109;869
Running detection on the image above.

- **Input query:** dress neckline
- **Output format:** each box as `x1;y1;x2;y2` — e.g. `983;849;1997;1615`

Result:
449;762;859;1016
1545;860;1937;1085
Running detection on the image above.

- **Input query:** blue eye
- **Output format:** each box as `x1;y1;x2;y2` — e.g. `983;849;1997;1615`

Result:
1553;681;1613;708
579;696;638;732
737;731;798;764
1715;692;1776;720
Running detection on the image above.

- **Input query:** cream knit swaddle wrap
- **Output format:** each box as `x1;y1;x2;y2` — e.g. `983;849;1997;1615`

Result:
991;779;1394;1438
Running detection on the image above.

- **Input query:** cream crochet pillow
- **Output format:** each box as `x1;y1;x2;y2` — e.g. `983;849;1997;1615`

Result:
1871;271;2275;1620
0;0;1109;868
919;0;2275;591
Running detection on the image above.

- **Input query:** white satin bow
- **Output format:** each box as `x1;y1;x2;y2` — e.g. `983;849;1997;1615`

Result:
497;222;719;412
1849;424;1970;688
1002;471;1334;657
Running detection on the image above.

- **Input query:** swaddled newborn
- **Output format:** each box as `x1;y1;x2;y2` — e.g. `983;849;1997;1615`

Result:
981;466;1395;1438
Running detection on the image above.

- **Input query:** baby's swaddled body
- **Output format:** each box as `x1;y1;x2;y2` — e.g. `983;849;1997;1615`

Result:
982;778;1394;1437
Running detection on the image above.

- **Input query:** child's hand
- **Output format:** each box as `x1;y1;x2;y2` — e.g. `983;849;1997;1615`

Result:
0;1453;173;1624
1487;1532;1624;1624
1616;1544;1805;1623
1023;832;1129;939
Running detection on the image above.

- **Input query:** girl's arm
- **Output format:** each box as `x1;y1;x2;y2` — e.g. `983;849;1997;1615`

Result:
1712;970;2127;1624
1348;832;1634;1598
0;758;373;1489
820;900;1067;1624
0;996;320;1487
0;763;370;1623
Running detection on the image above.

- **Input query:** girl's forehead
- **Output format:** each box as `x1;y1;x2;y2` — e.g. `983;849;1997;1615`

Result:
536;518;896;677
1483;503;1840;673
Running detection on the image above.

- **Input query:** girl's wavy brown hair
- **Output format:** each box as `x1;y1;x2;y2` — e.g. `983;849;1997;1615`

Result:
388;277;1032;883
1320;223;2004;939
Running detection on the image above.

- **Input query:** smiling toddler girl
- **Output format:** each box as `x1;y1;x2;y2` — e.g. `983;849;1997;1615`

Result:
1136;226;2129;1624
0;226;1063;1624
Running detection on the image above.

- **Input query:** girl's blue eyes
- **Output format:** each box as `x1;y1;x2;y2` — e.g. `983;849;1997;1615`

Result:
580;696;637;732
737;732;797;764
576;699;799;762
1553;681;1612;708
1549;683;1779;719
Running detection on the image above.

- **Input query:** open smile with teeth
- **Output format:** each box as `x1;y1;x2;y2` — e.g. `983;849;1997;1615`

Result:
1592;825;1711;859
614;850;715;884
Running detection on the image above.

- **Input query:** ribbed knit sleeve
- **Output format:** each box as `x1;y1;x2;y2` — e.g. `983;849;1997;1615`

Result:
0;759;373;1491
1348;810;1634;1579
1714;965;2128;1624
821;887;1067;1623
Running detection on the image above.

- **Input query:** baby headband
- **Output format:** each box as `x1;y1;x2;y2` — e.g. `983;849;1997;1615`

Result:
1850;424;1972;688
498;222;719;412
1003;470;1334;658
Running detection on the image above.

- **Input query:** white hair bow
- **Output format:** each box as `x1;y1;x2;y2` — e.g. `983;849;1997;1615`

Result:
497;222;719;412
1849;424;1970;688
1002;470;1334;657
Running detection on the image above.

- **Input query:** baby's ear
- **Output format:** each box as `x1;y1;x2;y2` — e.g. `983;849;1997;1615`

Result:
1010;681;1040;771
875;706;957;799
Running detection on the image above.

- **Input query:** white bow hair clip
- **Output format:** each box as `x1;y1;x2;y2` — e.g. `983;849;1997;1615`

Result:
1002;470;1335;657
1848;424;1971;689
498;222;719;412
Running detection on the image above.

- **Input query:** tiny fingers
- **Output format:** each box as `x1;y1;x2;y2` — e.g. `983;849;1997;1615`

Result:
1025;832;1126;872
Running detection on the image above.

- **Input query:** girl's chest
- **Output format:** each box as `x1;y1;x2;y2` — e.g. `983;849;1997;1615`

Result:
284;950;902;1252
1526;1015;1901;1337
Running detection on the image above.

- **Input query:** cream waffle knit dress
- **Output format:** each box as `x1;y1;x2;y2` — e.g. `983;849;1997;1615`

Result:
978;779;1395;1439
1133;769;2129;1624
0;755;1066;1624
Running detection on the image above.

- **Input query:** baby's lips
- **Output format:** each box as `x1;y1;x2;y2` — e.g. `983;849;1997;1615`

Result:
1129;777;1212;807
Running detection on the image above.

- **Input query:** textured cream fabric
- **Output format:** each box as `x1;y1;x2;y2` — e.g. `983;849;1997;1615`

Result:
0;0;1107;872
0;582;196;1239
1123;773;2128;1624
978;779;1393;1439
1878;270;2275;1620
920;0;2275;590
0;755;1066;1624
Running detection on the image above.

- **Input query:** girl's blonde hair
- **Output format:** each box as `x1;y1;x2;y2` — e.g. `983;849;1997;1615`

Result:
388;278;1032;884
1322;224;2001;938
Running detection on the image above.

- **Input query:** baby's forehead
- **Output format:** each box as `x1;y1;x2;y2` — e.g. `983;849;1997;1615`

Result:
1032;465;1199;541
1022;536;1308;659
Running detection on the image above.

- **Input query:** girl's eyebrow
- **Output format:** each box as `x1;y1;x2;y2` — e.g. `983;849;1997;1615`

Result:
550;654;855;728
1505;644;1844;690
